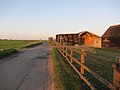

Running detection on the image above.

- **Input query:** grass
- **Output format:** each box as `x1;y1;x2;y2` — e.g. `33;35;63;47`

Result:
85;47;120;62
82;47;120;89
0;40;42;59
0;40;42;50
76;47;120;90
0;49;17;59
72;47;120;89
51;48;91;90
73;47;120;80
55;46;120;89
84;47;120;82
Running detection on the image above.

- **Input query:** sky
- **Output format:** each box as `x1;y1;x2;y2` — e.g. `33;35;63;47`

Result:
0;0;120;40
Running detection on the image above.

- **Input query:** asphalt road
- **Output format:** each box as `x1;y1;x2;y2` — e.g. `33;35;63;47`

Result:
0;42;51;90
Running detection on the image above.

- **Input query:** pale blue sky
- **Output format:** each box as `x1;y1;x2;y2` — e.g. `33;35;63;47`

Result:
0;0;120;40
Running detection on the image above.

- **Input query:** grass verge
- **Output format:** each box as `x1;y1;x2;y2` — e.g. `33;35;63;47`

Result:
22;42;42;48
51;48;89;90
0;49;17;59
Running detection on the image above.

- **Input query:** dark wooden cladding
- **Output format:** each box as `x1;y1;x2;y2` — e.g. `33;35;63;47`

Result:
56;31;101;47
56;33;79;46
102;24;120;48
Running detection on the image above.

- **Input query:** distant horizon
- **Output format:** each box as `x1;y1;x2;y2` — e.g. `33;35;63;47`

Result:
0;23;119;40
0;39;47;40
0;0;120;40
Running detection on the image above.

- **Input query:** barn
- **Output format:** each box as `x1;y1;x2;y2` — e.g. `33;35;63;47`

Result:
79;31;101;47
102;25;120;48
56;31;101;47
56;33;79;46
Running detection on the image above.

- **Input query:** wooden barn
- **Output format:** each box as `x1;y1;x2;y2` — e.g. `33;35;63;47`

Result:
56;33;79;46
56;31;101;47
79;31;101;47
102;25;120;48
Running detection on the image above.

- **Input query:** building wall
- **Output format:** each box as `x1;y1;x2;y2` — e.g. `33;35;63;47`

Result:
102;37;120;48
80;34;94;46
110;37;120;47
93;37;101;47
56;34;79;46
102;37;110;47
56;32;101;47
79;32;101;47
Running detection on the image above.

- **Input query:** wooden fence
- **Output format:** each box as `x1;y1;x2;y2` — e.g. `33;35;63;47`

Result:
56;43;120;90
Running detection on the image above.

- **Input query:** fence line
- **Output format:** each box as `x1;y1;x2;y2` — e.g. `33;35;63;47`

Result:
56;43;120;90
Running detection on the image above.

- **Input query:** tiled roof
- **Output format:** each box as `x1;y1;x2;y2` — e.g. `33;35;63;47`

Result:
102;24;120;38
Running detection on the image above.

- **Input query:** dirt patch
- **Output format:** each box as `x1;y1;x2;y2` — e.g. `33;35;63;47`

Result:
47;49;55;90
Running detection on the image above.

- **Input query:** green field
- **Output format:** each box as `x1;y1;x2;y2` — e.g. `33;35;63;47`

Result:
0;40;42;50
0;40;42;58
83;47;120;89
73;47;120;79
54;46;120;90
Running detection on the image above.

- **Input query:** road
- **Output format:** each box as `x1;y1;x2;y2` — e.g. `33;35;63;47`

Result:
0;42;51;90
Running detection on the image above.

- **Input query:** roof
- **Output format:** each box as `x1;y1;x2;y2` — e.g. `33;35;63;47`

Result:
56;31;100;38
102;24;120;38
78;31;100;37
56;33;78;36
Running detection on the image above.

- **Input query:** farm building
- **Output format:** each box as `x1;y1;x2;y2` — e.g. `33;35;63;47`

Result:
56;31;101;47
102;25;120;48
56;33;79;46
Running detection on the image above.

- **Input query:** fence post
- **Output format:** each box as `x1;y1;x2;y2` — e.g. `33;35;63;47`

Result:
81;48;85;75
56;42;58;49
58;43;59;48
70;46;73;63
58;43;60;50
63;45;64;54
66;45;68;57
60;43;62;52
62;45;64;54
60;44;62;53
113;57;120;90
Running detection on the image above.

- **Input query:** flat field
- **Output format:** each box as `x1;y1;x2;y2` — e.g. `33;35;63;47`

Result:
0;40;42;58
83;47;120;89
73;47;120;89
0;40;41;50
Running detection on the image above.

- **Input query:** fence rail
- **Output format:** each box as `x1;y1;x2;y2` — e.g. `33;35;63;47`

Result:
56;43;120;90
